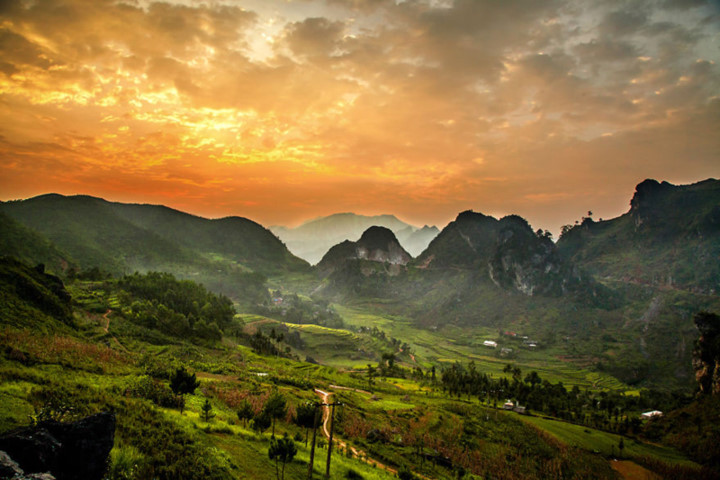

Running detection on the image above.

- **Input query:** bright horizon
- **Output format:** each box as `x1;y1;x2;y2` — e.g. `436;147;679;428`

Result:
1;0;718;236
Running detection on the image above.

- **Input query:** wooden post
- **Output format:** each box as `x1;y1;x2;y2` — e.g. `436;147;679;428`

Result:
325;403;336;479
307;404;321;480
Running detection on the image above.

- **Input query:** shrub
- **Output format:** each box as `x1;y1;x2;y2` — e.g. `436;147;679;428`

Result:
345;469;364;479
125;377;182;408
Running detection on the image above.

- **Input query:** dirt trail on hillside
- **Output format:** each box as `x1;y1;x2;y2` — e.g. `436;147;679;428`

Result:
314;388;397;475
313;387;432;479
102;310;128;352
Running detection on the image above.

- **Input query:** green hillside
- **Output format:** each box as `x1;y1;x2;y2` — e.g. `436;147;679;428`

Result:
0;211;75;274
0;194;312;308
0;195;200;275
108;202;309;274
557;178;720;293
2;259;712;480
0;194;309;276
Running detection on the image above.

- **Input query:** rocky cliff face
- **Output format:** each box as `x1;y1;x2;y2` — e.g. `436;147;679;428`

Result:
630;179;675;230
692;311;720;396
487;216;568;296
355;226;412;265
0;412;115;480
316;226;411;278
557;178;720;293
417;211;578;296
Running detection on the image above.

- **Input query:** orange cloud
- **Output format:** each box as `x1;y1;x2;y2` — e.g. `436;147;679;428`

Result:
0;0;718;235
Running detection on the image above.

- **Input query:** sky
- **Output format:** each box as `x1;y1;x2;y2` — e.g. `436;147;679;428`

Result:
0;0;719;234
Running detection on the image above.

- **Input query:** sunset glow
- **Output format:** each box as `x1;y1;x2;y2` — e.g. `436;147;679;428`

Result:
1;0;718;233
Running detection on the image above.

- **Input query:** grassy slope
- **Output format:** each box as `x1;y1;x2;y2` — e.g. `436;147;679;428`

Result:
4;271;690;480
517;414;693;464
335;305;630;391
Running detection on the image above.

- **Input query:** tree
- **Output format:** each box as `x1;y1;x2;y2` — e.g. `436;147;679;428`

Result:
263;391;287;436
503;364;522;383
382;352;395;369
512;366;522;383
524;371;541;388
268;433;297;480
169;366;200;414
201;398;215;422
170;366;200;396
618;437;625;458
366;364;376;390
252;411;271;435
237;399;254;427
397;466;416;480
293;402;317;446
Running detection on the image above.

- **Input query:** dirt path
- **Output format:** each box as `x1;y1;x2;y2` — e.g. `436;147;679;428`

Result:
313;388;397;475
102;310;128;352
313;387;434;479
103;309;111;332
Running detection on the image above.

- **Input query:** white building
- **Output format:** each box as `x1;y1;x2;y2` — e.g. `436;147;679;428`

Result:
640;410;663;419
483;340;498;348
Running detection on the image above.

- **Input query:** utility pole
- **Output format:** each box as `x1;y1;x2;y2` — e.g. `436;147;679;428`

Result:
307;404;321;480
325;402;342;479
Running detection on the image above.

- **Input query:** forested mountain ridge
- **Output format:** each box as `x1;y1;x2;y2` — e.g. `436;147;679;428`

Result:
557;178;720;293
0;194;308;276
0;211;75;274
414;211;586;297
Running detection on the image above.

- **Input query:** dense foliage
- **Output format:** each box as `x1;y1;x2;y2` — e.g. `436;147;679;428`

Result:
119;272;235;341
257;291;344;329
440;361;693;433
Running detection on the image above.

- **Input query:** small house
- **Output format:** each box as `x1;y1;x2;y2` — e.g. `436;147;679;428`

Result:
503;400;515;410
483;340;498;348
640;410;663;419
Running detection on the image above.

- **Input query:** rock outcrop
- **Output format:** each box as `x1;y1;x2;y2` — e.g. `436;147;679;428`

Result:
0;412;115;480
416;211;580;296
316;226;412;278
692;311;720;396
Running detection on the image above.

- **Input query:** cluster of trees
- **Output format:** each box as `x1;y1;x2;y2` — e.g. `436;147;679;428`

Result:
257;292;344;329
357;326;410;352
236;390;288;437
440;362;693;434
247;330;287;357
118;272;236;341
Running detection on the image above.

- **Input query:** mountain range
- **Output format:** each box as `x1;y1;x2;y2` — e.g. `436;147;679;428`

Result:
0;194;308;306
1;178;719;388
270;213;439;264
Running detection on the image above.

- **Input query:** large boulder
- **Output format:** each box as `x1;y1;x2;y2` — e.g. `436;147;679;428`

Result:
0;412;115;480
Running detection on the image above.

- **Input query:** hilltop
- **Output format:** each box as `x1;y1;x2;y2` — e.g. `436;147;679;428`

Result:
271;213;438;264
0;194;310;306
557;178;720;293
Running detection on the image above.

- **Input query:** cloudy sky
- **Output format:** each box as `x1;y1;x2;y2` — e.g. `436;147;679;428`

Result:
1;0;718;233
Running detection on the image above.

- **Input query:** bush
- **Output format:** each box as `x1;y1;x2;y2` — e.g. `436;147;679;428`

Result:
105;445;144;480
345;468;364;479
125;377;182;408
115;400;233;480
397;467;416;480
